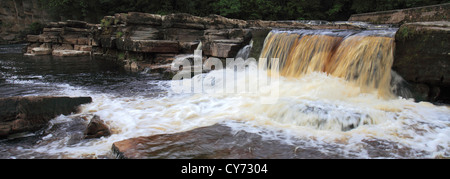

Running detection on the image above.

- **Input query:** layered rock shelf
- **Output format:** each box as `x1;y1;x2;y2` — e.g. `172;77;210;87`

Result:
24;13;364;71
25;20;95;57
393;21;450;102
348;3;449;24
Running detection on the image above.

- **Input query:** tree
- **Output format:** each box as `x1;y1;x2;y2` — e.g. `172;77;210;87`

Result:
37;0;450;22
213;0;242;18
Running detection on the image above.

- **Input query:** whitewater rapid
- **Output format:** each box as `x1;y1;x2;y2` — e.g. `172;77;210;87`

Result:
17;65;448;159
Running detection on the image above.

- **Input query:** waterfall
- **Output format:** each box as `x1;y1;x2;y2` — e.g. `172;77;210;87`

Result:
1;28;448;159
236;40;254;59
259;29;397;98
196;41;203;51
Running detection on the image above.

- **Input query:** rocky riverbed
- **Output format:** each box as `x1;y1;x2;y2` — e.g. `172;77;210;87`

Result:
0;4;449;159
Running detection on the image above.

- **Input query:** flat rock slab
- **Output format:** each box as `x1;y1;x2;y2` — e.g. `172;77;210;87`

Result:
31;47;52;55
112;123;421;159
0;96;92;138
111;124;332;159
52;50;90;57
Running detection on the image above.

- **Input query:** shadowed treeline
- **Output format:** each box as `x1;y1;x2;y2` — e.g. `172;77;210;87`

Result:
37;0;449;23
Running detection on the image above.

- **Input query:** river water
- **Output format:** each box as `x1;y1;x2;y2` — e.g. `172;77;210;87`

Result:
0;39;449;158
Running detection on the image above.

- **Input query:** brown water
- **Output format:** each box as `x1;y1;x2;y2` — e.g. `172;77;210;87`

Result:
0;28;449;159
260;29;395;97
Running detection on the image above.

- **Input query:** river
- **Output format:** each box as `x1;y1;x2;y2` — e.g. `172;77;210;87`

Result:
0;33;449;158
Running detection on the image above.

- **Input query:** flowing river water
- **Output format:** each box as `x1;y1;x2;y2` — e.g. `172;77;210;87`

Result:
0;27;449;159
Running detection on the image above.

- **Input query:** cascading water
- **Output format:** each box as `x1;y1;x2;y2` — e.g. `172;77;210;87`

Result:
259;29;396;97
236;40;253;60
0;26;449;159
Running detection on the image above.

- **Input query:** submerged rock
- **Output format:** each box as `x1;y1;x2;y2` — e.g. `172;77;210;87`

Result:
0;96;92;138
84;115;111;139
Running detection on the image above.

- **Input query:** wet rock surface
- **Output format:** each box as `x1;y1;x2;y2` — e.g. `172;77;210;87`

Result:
84;115;111;139
0;96;92;138
112;124;327;159
393;21;450;103
0;114;112;159
112;123;419;159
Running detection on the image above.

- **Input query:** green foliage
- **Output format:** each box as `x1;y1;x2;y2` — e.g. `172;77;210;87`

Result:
118;52;125;60
397;26;417;41
100;19;112;28
26;22;44;35
116;31;124;38
37;0;449;22
213;0;241;18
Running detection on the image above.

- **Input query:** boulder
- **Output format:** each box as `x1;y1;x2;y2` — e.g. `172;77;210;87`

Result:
31;47;52;55
111;124;304;159
111;123;415;159
0;96;92;138
84;115;111;139
393;21;450;102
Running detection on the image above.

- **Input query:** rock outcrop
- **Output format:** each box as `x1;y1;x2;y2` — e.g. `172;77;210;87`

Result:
111;123;416;159
24;20;95;57
348;3;450;24
393;21;450;102
0;96;92;138
24;12;364;73
111;124;318;159
0;0;51;44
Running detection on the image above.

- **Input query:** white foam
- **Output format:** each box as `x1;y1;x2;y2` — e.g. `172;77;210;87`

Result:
22;66;450;158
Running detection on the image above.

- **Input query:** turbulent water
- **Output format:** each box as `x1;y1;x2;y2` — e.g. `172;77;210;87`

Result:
0;28;449;159
260;29;396;97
